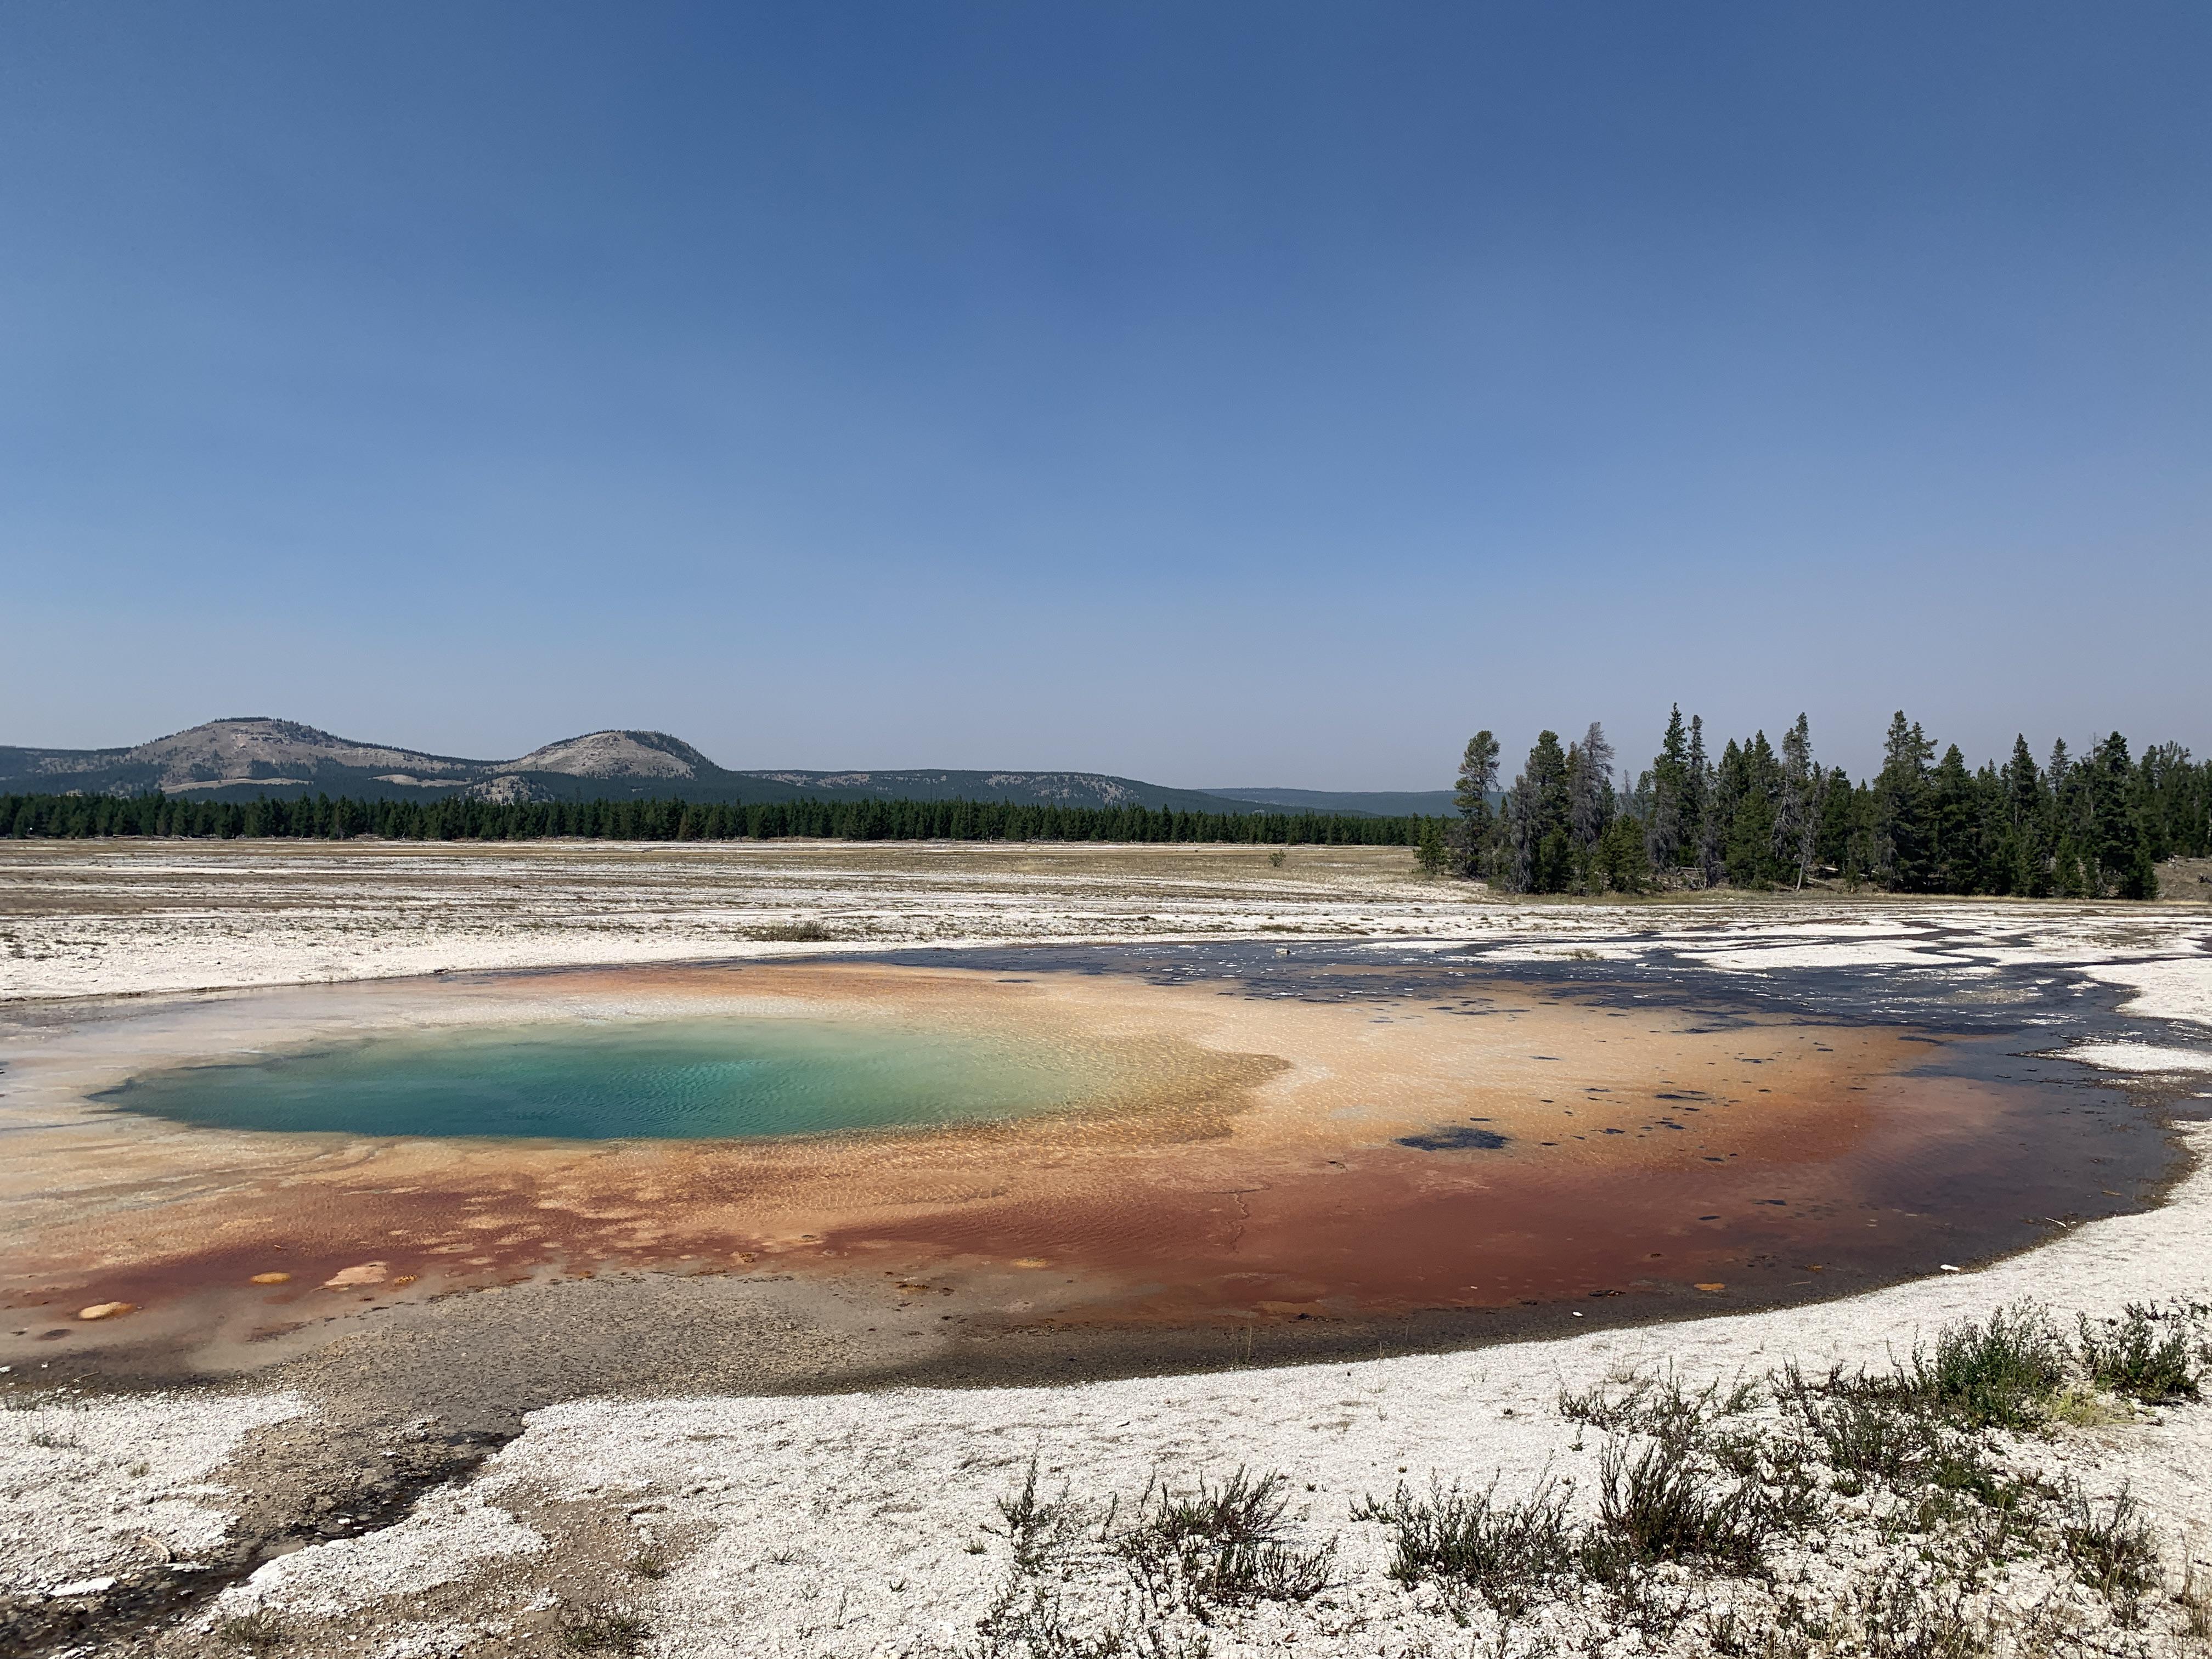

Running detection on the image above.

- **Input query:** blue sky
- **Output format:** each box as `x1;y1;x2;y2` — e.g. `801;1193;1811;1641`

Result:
4;3;2207;786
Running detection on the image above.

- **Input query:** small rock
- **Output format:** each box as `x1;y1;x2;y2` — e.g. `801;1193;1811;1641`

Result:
50;1577;116;1598
78;1302;135;1321
249;1272;291;1285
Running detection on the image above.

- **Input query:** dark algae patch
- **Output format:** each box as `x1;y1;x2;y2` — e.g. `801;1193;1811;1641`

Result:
1397;1126;1511;1151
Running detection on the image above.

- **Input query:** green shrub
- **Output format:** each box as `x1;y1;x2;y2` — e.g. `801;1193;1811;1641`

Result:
1118;1468;1336;1612
1353;1477;1577;1615
2060;1482;2157;1606
2078;1304;2201;1403
1588;1436;1769;1577
1849;1306;2068;1431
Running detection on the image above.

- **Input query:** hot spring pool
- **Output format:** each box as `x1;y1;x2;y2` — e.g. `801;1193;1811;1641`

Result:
93;1015;1103;1141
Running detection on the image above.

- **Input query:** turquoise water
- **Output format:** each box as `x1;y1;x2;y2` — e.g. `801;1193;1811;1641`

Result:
95;1016;1100;1141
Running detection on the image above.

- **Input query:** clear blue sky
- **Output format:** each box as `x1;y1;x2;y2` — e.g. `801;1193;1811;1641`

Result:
4;3;2207;786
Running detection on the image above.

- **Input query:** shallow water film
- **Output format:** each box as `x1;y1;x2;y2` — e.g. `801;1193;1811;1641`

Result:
4;935;2189;1386
95;1014;1103;1141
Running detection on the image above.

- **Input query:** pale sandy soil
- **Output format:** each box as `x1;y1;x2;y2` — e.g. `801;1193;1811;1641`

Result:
2;845;2210;1656
3;839;2204;1007
0;840;1472;1002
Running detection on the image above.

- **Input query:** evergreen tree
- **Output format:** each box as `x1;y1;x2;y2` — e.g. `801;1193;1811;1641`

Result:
1725;787;1775;887
2048;737;2094;895
1620;766;1654;824
2087;732;2157;899
1595;814;1652;894
1814;767;1855;875
2137;742;2209;860
1504;731;1575;893
1931;743;1980;893
1843;780;1878;887
1873;712;1936;892
2051;835;2090;899
1414;816;1449;876
2137;744;2184;862
1775;713;1823;889
2004;735;2043;831
2000;735;2049;897
1712;737;1745;882
1719;732;1783;888
1568;721;1616;854
1452;730;1500;879
1646;705;1691;870
1687;715;1722;888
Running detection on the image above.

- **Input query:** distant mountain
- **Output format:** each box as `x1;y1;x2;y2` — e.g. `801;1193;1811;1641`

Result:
0;718;1286;813
0;719;748;805
741;768;1246;813
1206;786;1457;817
1;718;493;802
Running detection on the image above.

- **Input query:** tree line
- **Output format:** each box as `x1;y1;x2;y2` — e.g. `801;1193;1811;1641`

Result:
1418;710;2209;899
0;791;1423;848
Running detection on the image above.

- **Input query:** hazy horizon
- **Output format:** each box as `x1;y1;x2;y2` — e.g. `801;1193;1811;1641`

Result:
3;708;2194;799
5;4;2208;786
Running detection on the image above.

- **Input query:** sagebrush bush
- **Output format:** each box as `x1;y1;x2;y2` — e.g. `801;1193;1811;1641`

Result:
1353;1476;1578;1615
1844;1305;2069;1431
2078;1304;2202;1403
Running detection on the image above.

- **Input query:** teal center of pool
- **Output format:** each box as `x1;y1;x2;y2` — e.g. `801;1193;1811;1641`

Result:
95;1016;1104;1141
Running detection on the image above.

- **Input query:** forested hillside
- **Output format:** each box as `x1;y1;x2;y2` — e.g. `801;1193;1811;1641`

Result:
1427;710;2209;899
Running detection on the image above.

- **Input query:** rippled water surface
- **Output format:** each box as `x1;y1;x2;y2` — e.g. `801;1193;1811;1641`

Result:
97;1016;1102;1140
